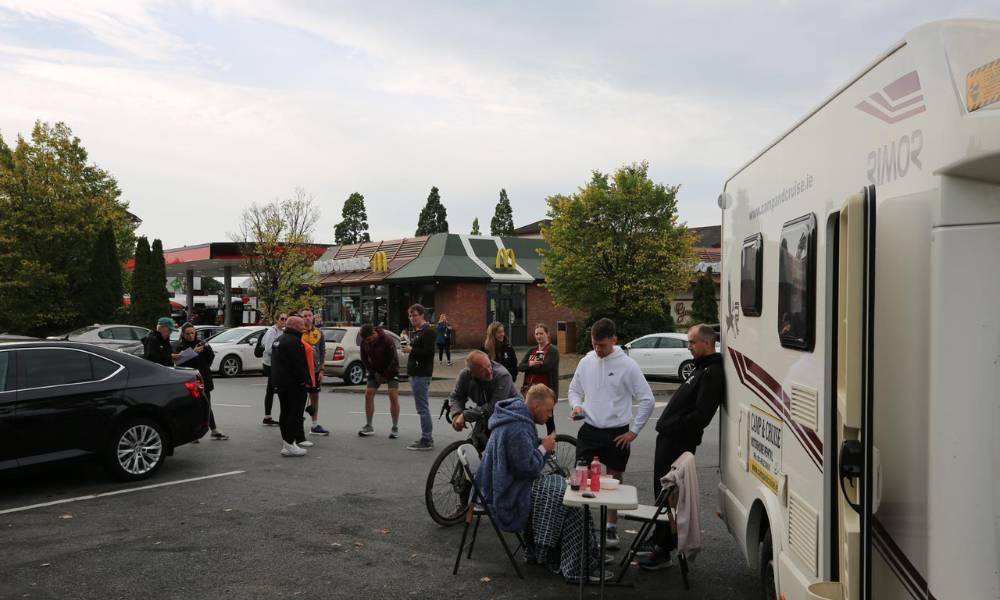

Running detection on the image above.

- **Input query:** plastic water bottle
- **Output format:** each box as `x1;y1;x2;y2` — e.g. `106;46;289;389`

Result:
576;460;589;491
589;456;602;493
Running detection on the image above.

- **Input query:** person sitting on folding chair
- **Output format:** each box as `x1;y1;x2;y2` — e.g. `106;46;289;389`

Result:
476;384;606;582
639;324;724;570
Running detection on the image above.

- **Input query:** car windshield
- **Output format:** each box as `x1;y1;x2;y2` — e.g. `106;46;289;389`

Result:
67;325;101;337
323;329;346;343
207;327;258;344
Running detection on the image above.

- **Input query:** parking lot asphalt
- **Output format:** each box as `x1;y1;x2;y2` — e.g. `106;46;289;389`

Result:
0;375;760;600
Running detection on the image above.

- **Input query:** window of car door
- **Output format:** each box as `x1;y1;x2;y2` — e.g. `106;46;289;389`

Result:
0;351;10;392
15;348;122;391
657;337;689;371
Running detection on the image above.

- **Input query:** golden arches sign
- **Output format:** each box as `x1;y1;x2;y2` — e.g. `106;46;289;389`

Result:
495;248;517;270
371;251;389;273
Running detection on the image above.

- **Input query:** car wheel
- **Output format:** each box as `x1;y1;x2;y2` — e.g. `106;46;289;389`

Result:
344;361;366;386
220;355;242;378
679;360;696;380
759;529;777;600
105;417;167;481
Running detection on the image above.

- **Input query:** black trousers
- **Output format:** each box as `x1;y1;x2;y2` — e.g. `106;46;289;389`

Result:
277;387;307;444
652;436;696;553
437;343;451;362
262;365;276;415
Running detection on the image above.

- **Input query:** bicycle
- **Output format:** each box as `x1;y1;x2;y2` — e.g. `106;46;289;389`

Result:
424;399;577;527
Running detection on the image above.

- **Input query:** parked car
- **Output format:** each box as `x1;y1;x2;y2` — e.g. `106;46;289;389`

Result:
206;326;268;377
322;326;407;385
169;325;228;343
47;324;151;349
623;332;722;380
0;341;209;480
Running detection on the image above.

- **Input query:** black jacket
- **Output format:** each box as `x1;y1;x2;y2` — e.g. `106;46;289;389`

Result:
481;342;519;382
517;344;559;397
173;338;216;392
143;331;174;367
655;353;725;451
270;329;313;391
407;323;436;377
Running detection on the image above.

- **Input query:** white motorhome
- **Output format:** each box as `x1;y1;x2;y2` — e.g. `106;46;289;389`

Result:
716;20;1000;600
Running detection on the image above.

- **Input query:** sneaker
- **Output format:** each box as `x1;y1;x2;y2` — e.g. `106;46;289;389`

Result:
262;417;278;426
210;431;229;441
389;427;399;439
281;442;307;457
407;440;434;451
589;568;615;582
605;528;620;550
305;404;315;417
358;425;375;437
634;540;657;559
447;361;453;366
638;551;673;571
310;424;330;436
297;440;314;448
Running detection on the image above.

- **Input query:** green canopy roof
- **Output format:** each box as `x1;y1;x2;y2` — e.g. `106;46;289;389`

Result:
386;234;545;282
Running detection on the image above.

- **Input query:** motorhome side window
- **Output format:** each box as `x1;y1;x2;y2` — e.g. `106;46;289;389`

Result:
777;213;817;351
740;233;763;317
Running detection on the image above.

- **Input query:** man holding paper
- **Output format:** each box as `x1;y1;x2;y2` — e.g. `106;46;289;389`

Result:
174;322;229;441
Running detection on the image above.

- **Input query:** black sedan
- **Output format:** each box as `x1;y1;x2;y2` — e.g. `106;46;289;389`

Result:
0;341;209;481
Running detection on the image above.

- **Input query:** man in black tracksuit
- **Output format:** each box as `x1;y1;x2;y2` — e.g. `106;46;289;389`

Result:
270;315;314;456
639;323;725;569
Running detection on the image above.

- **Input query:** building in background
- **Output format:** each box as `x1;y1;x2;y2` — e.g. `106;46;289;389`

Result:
670;225;722;326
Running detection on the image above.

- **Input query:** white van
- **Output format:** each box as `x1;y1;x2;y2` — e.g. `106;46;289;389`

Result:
716;19;1000;600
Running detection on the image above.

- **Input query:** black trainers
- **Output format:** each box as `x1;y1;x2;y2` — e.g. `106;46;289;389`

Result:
211;431;229;441
638;551;673;571
358;425;374;437
262;417;278;426
407;440;434;451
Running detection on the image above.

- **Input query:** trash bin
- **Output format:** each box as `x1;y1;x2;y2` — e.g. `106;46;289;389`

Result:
557;321;578;354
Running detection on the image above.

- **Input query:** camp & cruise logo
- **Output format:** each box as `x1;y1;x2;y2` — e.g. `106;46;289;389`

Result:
855;70;926;124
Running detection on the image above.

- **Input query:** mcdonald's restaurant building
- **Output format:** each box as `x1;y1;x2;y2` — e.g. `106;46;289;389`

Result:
313;233;582;348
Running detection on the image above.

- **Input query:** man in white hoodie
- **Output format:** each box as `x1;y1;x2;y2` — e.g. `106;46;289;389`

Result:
568;317;655;549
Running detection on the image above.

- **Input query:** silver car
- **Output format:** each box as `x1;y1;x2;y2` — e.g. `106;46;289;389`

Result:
48;324;151;349
323;327;407;385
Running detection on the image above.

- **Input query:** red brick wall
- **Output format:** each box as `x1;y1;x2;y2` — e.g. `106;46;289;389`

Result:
526;284;584;339
434;282;487;348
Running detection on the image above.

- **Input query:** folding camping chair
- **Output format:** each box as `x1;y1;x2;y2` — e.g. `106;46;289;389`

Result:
452;443;526;579
615;480;691;590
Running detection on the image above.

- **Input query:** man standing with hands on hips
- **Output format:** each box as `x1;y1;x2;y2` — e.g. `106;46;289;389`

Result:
568;317;655;550
402;303;436;451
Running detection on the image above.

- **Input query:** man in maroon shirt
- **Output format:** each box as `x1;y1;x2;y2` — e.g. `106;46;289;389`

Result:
357;323;401;439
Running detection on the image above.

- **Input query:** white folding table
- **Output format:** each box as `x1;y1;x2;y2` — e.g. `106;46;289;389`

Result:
563;484;639;599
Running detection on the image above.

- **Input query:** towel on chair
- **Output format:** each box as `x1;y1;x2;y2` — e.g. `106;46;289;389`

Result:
662;451;701;558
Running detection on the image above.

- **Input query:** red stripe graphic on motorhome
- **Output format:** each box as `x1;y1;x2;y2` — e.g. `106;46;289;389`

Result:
728;348;823;470
855;70;927;124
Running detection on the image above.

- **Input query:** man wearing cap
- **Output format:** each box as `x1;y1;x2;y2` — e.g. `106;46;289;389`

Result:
143;317;181;367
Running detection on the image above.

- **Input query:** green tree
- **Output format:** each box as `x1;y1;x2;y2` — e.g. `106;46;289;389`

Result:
540;161;694;342
689;269;719;325
130;237;153;327
471;217;481;235
149;239;170;319
79;227;123;324
490;188;514;236
234;187;322;319
0;121;136;335
415;186;449;235
333;192;372;245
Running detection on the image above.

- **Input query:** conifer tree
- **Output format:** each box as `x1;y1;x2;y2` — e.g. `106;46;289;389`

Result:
415;186;449;235
334;192;372;244
149;239;171;319
81;227;123;323
490;188;514;236
471;218;481;235
689;270;719;324
130;237;152;326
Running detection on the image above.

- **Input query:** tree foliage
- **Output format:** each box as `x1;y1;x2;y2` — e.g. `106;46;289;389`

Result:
540;162;694;341
415;186;449;235
0;121;136;335
149;239;170;317
490;189;514;236
130;236;170;328
471;217;481;235
234;188;322;320
334;192;372;245
130;237;151;326
689;270;719;325
79;227;123;324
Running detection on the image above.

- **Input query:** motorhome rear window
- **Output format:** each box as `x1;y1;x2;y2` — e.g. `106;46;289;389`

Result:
740;234;763;317
778;214;817;351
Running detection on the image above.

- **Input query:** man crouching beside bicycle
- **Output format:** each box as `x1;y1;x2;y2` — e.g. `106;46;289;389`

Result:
476;384;608;583
446;350;521;450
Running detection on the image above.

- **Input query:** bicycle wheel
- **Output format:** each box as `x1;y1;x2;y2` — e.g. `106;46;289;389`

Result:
542;434;578;478
425;439;471;527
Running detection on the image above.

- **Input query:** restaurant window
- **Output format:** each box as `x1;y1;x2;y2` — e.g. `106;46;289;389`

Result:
778;213;817;351
741;233;763;317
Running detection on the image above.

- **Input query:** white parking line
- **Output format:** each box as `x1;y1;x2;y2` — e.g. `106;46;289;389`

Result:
215;403;250;408
348;411;421;417
0;471;246;515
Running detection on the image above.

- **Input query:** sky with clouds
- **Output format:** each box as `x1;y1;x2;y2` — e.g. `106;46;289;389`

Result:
1;1;996;248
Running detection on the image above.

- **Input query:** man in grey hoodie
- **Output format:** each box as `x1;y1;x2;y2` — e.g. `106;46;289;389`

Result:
568;317;655;548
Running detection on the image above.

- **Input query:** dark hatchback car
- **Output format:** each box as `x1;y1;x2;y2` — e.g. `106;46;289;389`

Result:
0;342;209;481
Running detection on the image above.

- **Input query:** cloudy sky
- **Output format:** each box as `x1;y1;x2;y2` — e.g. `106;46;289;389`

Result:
1;1;995;248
